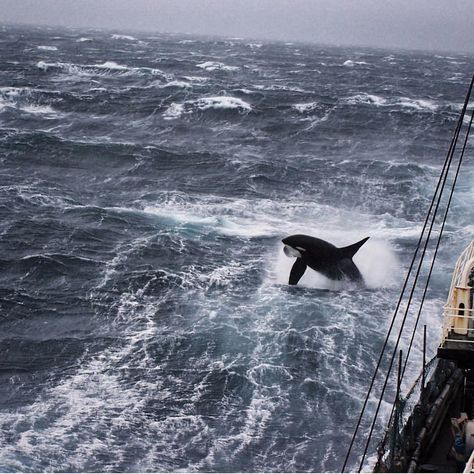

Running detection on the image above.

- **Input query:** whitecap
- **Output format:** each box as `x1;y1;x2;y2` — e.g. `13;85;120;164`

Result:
397;97;437;111
76;37;92;43
293;102;320;113
344;93;438;112
196;61;239;72
207;262;251;287
19;103;57;115
94;61;129;70
36;60;170;79
195;96;251;111
298;111;331;129
159;80;192;89
235;88;254;95
37;60;55;71
111;34;137;41
163;96;251;119
0;86;21;99
343;60;368;67
37;60;87;75
435;55;458;60
37;45;58;51
0;86;58;116
142;205;273;238
253;84;306;93
162;103;185;120
183;75;209;83
344;93;387;106
447;73;464;82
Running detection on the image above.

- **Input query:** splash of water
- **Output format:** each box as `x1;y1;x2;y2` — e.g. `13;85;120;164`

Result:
271;235;399;290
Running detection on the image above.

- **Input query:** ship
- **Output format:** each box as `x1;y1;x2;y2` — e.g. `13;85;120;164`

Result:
342;75;474;473
376;241;474;472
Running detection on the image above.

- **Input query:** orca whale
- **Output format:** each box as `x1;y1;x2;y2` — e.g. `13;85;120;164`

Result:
282;234;369;285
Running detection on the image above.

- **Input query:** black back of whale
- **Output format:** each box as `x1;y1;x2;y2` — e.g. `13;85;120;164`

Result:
282;234;369;285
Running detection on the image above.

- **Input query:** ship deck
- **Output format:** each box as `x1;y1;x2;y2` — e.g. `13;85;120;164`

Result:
421;386;464;473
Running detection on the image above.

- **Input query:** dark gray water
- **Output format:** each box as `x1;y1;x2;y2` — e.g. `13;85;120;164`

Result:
0;24;473;472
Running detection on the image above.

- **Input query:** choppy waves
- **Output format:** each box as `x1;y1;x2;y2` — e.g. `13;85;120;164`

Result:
1;24;473;473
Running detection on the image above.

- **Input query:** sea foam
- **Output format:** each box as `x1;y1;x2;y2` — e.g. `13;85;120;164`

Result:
343;60;369;67
254;84;307;93
111;34;137;41
196;61;239;72
0;86;58;115
344;93;438;111
163;96;252;119
36;60;170;78
292;102;320;113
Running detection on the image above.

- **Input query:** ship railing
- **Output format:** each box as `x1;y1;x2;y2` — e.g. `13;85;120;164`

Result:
447;241;474;303
441;306;474;345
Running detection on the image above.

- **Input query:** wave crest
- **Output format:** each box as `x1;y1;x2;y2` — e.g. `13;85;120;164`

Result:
196;61;239;72
111;34;137;41
36;60;170;79
37;45;58;51
0;87;58;116
292;101;320;113
163;96;252;119
343;60;369;67
343;93;438;111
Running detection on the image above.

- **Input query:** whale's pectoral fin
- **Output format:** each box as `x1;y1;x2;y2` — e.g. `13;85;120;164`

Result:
289;259;307;285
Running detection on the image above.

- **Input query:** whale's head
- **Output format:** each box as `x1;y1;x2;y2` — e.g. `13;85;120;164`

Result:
282;236;306;259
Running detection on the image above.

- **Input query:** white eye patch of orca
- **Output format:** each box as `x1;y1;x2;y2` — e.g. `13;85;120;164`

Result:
284;245;303;258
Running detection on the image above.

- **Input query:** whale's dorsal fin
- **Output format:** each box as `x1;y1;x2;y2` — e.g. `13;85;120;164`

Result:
339;237;370;259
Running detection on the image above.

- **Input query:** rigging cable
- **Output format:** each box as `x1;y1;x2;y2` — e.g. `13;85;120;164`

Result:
388;86;474;427
379;104;474;455
400;105;474;384
357;98;474;472
341;73;474;472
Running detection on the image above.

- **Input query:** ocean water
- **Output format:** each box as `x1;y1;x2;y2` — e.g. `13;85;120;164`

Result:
0;24;473;472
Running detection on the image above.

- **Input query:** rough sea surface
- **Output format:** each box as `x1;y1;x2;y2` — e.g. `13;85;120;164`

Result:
1;25;473;472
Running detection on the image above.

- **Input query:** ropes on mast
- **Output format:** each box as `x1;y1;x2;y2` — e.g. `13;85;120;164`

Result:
342;74;474;473
378;101;474;469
